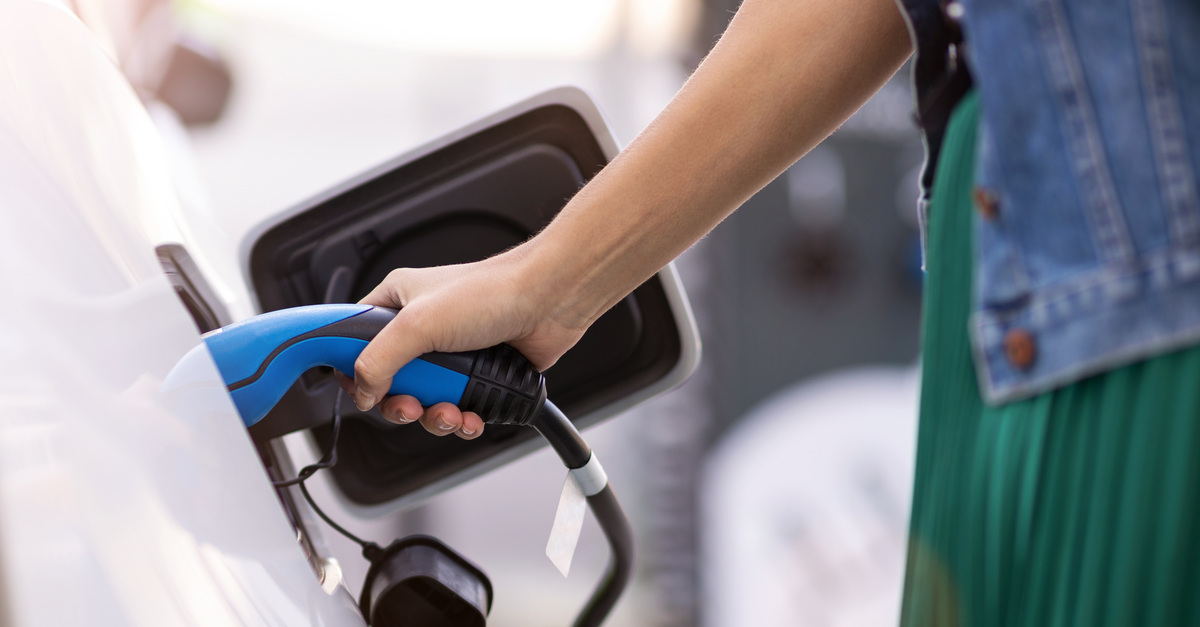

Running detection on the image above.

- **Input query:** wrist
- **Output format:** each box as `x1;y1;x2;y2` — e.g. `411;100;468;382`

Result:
510;220;612;332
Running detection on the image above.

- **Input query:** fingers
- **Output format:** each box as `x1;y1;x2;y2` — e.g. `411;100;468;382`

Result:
418;403;484;440
379;394;423;425
380;396;484;440
459;412;484;440
419;402;466;436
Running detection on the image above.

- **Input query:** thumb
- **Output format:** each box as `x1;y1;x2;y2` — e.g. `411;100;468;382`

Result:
352;309;432;411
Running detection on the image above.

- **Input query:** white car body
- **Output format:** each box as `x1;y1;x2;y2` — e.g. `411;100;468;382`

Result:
0;1;365;624
0;2;701;625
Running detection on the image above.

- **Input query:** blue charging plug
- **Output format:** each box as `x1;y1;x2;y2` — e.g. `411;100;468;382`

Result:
202;304;545;427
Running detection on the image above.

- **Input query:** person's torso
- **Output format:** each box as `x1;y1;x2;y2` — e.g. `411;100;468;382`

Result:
898;0;1200;403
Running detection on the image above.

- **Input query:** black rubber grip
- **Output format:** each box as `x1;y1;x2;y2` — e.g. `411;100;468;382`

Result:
459;344;547;426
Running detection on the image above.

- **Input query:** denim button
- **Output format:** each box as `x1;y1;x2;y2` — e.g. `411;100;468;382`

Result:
972;186;999;220
1004;329;1036;370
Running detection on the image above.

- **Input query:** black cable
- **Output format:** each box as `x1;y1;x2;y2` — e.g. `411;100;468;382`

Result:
272;388;377;551
272;389;633;626
533;401;592;469
534;402;636;627
272;387;345;488
297;478;374;549
579;486;635;627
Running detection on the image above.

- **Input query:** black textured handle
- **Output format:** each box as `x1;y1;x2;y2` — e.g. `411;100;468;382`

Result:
459;344;547;426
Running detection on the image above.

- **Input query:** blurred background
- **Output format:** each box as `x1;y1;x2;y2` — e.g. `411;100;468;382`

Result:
71;0;926;624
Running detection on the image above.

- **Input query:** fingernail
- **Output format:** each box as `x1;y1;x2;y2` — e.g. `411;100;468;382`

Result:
355;390;373;411
395;411;413;424
437;421;456;431
461;426;476;435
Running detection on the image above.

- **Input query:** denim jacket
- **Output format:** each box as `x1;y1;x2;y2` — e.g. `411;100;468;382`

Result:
898;0;1200;404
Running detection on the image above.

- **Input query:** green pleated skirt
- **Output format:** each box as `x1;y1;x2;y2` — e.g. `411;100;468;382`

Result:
899;91;1200;626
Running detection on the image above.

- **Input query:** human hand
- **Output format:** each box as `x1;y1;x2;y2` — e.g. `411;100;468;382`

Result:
344;248;588;440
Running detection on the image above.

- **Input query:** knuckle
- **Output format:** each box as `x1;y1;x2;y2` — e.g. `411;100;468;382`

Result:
354;350;380;382
385;268;415;304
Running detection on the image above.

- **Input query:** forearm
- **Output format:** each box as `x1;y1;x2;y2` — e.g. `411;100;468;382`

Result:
348;0;912;418
525;0;911;328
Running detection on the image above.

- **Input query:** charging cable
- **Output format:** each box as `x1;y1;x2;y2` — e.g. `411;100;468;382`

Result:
272;389;633;627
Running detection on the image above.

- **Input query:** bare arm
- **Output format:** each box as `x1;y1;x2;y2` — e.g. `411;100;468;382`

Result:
350;0;912;437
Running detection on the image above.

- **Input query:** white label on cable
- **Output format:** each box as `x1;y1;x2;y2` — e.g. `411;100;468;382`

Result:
546;471;587;577
571;454;608;497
